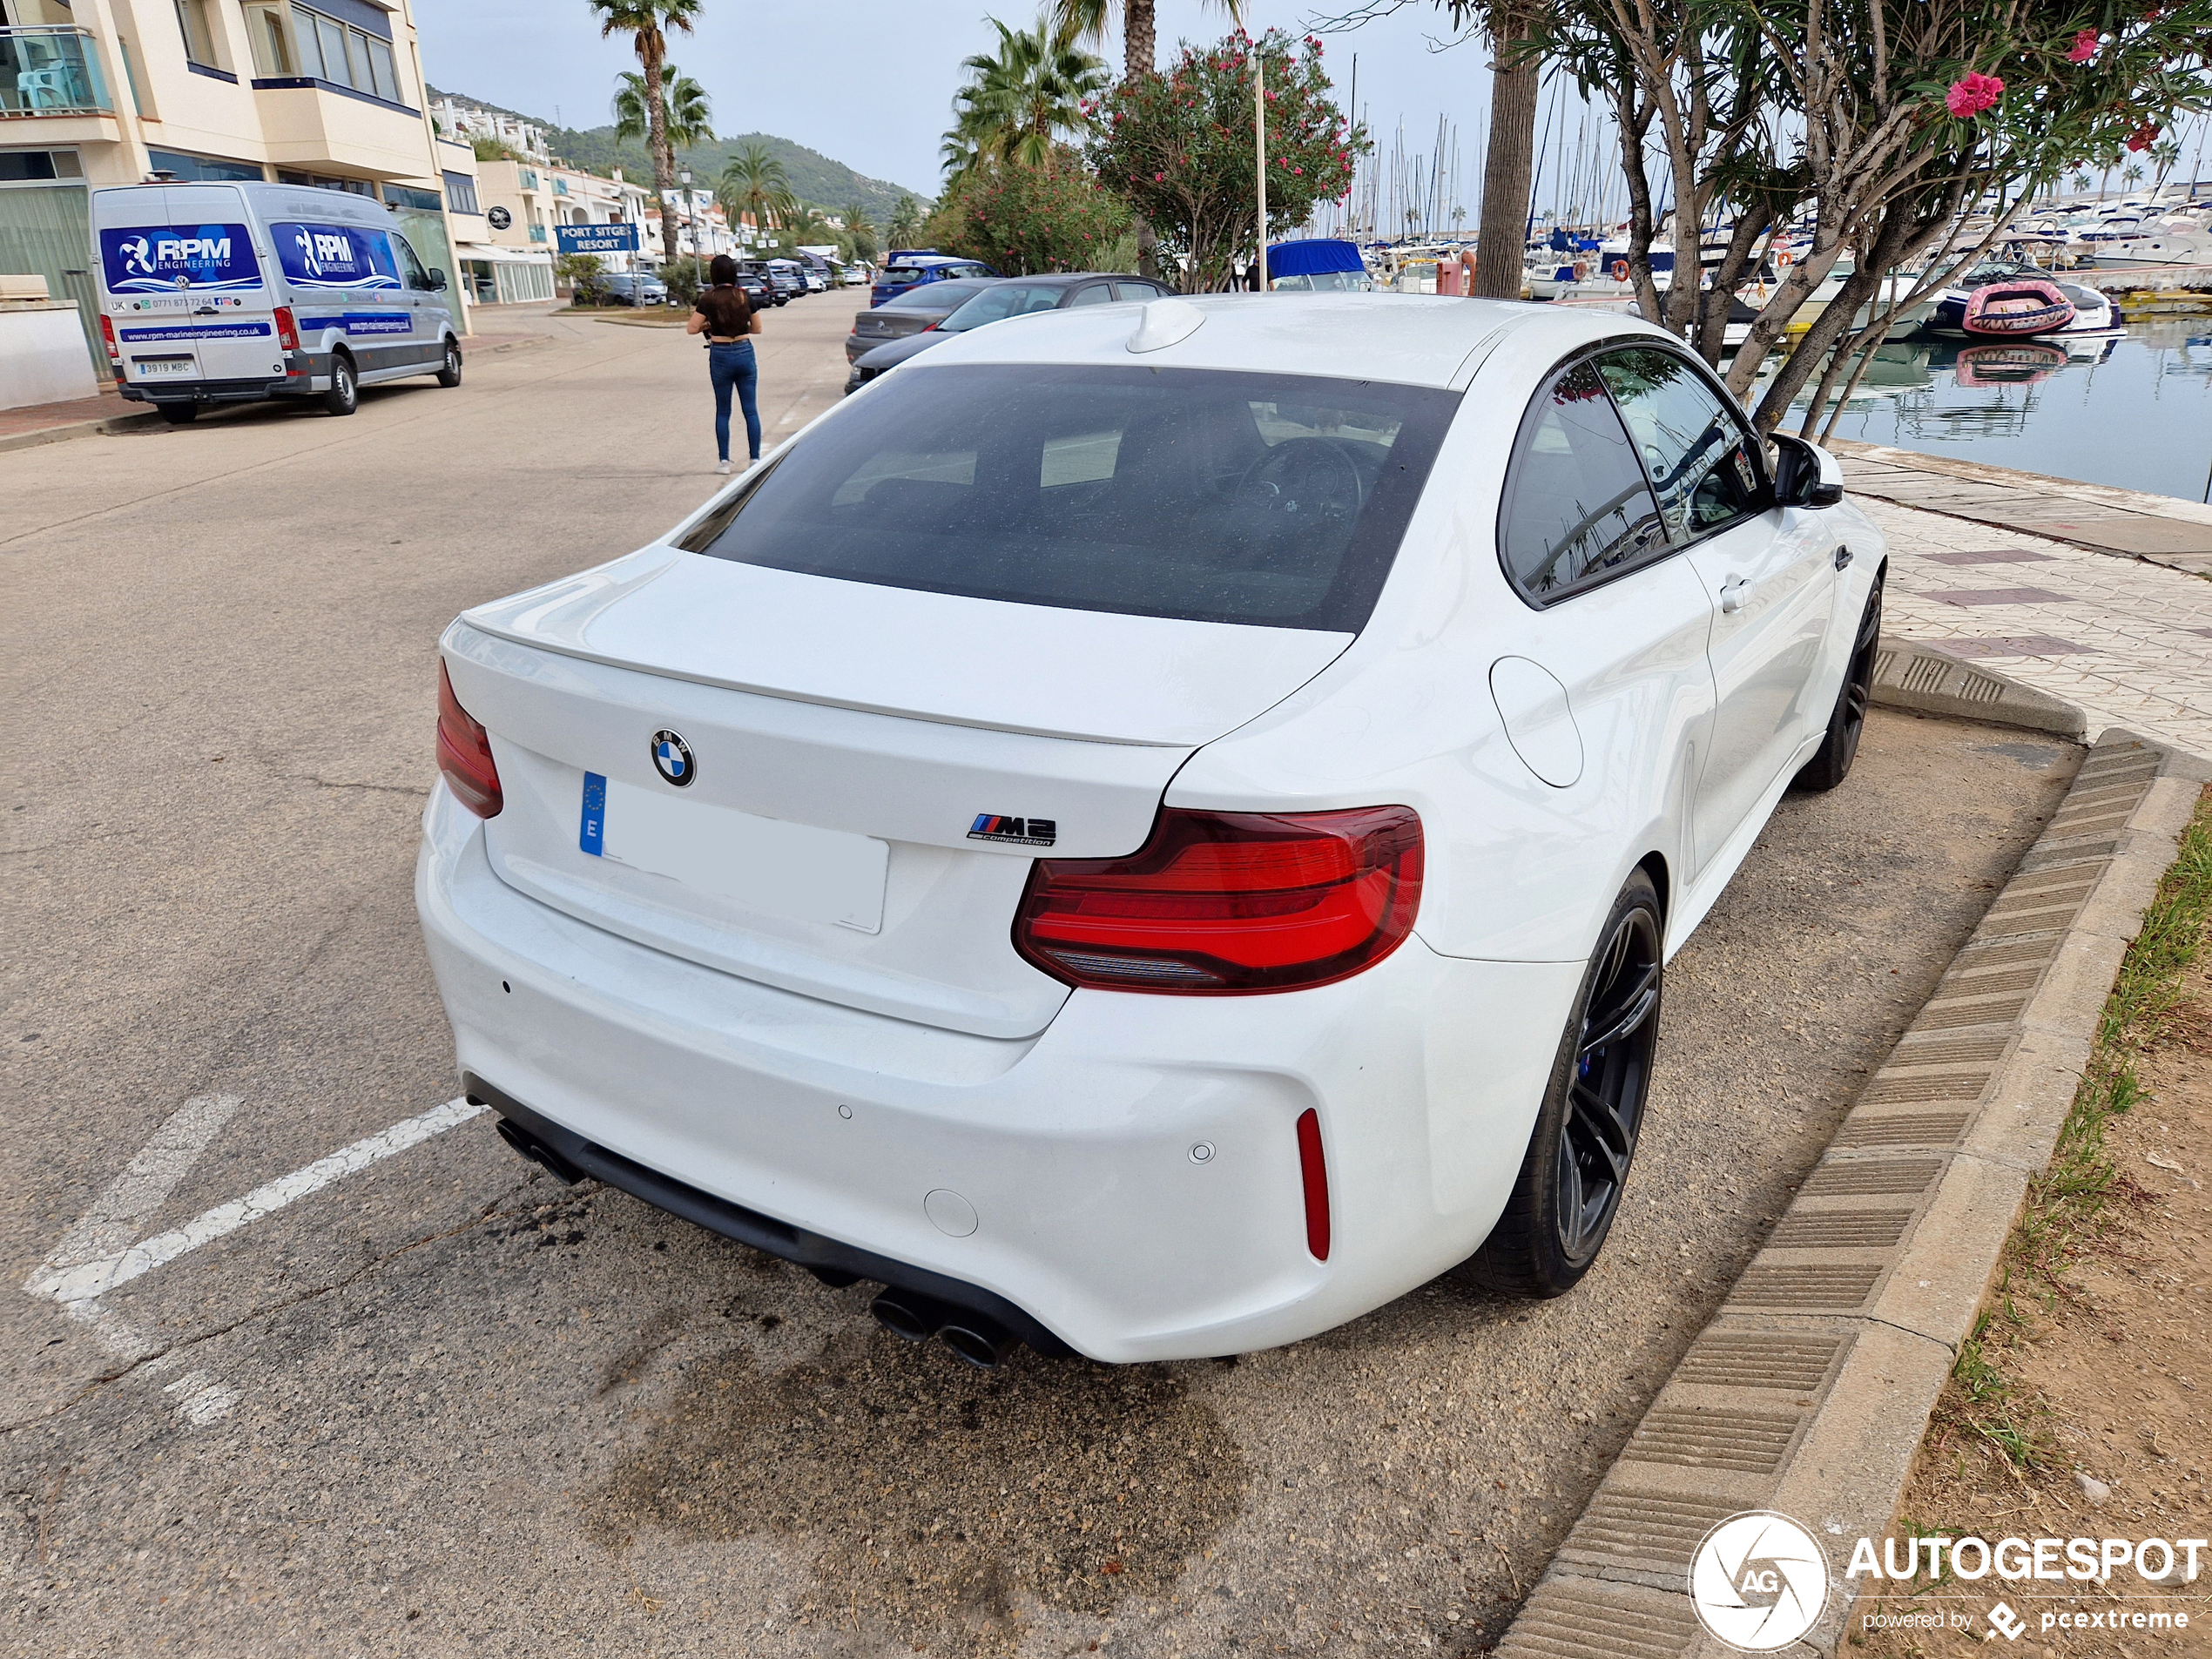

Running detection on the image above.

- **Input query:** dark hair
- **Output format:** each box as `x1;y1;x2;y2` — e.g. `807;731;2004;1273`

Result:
709;253;738;286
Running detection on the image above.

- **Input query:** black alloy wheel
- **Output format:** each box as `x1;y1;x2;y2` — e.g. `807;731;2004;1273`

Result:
1554;903;1662;1261
1792;574;1883;792
1460;870;1664;1297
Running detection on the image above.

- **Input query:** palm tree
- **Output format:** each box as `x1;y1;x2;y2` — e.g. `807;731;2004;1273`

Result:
943;17;1109;180
2149;138;2182;194
1049;0;1157;78
587;0;703;274
613;64;712;155
718;141;796;243
887;195;923;247
843;201;878;262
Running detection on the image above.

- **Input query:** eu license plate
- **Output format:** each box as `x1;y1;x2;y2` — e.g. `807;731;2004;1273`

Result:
132;356;195;377
578;771;888;933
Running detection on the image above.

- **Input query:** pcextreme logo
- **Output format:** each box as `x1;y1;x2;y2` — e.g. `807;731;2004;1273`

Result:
1689;1512;1830;1650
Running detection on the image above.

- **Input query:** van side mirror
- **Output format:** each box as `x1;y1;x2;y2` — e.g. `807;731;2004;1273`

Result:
427;267;448;292
1770;431;1845;509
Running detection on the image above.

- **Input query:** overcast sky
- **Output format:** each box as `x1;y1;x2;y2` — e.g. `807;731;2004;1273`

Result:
413;0;1500;199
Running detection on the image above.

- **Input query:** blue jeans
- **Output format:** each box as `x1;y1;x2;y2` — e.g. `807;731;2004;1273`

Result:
709;340;760;462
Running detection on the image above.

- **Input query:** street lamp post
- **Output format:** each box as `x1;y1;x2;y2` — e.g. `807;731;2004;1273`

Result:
679;167;700;290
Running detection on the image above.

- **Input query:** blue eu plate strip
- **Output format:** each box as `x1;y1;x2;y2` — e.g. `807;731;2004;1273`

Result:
580;772;606;855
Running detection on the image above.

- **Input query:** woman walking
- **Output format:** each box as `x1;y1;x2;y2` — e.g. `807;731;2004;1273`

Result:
686;253;761;475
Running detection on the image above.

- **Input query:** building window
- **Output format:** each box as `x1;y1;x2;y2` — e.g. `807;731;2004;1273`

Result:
383;183;442;212
517;168;539;191
0;149;85;183
174;0;219;69
146;148;268;184
242;3;294;75
528;224;546;243
442;171;480;215
264;3;402;104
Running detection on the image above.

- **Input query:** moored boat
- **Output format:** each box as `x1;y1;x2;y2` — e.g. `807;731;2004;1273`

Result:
1959;276;2076;337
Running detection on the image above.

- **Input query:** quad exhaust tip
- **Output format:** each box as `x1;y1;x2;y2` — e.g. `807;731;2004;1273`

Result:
869;1288;1019;1368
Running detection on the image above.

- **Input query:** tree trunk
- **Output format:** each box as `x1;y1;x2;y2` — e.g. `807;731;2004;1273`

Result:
1123;0;1155;78
644;41;681;280
1473;6;1540;301
1126;0;1158;279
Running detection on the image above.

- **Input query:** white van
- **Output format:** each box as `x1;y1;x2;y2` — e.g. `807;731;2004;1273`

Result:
92;179;461;423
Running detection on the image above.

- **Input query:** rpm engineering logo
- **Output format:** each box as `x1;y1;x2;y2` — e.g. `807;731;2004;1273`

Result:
1689;1511;1831;1651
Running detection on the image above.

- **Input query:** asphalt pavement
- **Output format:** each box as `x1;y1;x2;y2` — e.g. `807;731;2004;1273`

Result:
3;296;2081;1658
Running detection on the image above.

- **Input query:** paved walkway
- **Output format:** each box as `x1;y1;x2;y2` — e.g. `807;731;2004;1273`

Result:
1860;479;2212;759
1834;438;2212;575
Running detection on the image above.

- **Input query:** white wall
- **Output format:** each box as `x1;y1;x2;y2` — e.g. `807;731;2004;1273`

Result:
0;305;99;408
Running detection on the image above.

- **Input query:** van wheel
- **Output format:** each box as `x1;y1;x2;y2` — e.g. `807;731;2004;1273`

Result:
158;403;199;425
435;340;462;388
323;354;358;416
1455;871;1663;1297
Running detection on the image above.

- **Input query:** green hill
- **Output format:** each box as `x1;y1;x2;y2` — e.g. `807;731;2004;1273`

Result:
427;84;932;223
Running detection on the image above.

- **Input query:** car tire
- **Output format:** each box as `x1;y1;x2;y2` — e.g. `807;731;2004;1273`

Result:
322;354;358;417
1457;869;1663;1298
435;339;462;388
157;402;199;425
1791;573;1882;793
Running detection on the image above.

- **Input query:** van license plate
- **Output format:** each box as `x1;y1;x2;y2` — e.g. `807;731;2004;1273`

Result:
579;771;888;934
132;356;194;376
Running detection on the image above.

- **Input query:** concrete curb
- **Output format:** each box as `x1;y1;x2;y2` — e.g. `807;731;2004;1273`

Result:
0;408;164;455
1494;729;2209;1659
1871;638;2088;740
0;332;548;457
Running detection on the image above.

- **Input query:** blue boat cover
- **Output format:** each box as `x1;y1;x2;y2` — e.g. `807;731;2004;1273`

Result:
1266;239;1366;277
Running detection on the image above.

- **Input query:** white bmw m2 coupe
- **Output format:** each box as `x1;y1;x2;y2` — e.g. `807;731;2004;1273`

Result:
417;293;1884;1367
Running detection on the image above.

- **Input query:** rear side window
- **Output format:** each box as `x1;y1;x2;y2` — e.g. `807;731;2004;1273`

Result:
1499;360;1668;602
942;283;1069;328
270;221;402;290
681;363;1460;631
1595;347;1765;542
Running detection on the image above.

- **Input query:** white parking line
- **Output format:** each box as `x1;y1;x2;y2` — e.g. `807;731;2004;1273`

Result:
25;1094;488;1427
29;1094;243;1288
29;1097;484;1306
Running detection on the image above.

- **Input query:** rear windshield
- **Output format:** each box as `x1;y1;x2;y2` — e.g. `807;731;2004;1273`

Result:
678;364;1459;631
881;280;988;310
942;283;1068;330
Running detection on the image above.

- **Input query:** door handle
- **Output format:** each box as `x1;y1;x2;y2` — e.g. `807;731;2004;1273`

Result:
1833;543;1853;570
1719;577;1750;614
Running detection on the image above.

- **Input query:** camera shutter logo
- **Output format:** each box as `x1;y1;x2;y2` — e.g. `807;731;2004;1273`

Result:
651;730;695;787
1689;1511;1830;1651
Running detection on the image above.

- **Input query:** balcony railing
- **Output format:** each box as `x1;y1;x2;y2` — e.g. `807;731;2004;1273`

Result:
1;26;111;118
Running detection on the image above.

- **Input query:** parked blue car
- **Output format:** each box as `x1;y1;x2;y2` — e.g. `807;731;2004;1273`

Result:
869;253;1000;308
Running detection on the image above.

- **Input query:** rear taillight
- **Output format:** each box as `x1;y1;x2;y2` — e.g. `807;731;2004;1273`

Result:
273;305;300;351
99;314;120;363
436;663;502;818
1014;806;1423;994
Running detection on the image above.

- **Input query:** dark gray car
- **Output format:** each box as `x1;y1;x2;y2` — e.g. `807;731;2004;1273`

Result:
844;273;1169;392
844;278;1001;363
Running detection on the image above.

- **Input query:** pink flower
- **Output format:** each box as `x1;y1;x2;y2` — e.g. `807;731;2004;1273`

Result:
1945;72;2004;117
2067;28;2099;61
1154;171;1165;181
2126;121;2161;152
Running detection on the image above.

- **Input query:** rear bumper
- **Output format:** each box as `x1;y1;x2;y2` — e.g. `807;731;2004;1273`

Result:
118;374;296;405
415;784;1580;1361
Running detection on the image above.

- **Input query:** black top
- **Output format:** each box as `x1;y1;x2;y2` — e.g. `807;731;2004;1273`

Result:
695;284;752;339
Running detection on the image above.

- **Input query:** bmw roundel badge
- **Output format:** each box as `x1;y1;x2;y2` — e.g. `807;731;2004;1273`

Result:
651;730;695;787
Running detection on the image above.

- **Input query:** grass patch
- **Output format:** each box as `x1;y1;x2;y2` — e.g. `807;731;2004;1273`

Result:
1925;781;2212;1472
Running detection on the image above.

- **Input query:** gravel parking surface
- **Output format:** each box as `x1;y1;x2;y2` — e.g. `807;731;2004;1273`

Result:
3;304;2079;1656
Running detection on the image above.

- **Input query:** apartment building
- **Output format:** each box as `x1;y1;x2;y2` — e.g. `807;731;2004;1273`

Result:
0;0;462;365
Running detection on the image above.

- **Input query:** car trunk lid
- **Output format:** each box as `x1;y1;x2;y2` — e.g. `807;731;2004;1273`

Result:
448;551;1352;1038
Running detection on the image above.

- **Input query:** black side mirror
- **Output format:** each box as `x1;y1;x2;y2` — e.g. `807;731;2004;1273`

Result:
427;267;448;292
1770;431;1844;509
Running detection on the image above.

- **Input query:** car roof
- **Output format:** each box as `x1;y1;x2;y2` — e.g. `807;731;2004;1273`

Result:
907;292;1667;390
